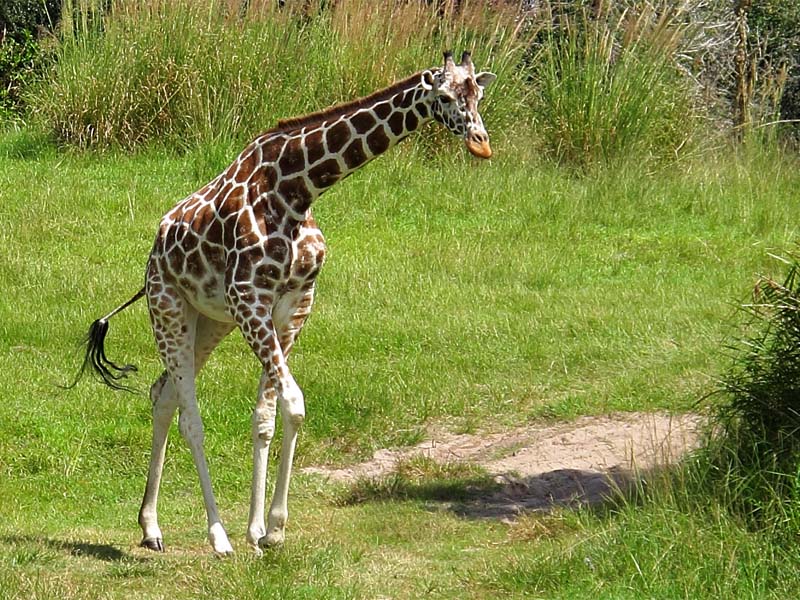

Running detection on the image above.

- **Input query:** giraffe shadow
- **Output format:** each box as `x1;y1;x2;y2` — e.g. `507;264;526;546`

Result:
1;534;138;563
448;466;643;519
336;465;650;520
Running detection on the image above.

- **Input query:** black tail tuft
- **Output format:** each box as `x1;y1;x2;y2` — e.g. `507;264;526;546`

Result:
62;287;145;393
62;318;139;392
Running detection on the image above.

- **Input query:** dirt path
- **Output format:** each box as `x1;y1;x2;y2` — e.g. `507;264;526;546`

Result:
303;412;703;517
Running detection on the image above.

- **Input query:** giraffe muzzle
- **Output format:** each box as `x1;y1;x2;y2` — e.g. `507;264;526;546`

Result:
465;133;492;159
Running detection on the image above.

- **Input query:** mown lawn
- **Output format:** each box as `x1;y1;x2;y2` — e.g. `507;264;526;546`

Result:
1;132;799;598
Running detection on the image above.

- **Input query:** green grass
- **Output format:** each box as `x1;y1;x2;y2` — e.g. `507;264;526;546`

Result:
1;131;799;598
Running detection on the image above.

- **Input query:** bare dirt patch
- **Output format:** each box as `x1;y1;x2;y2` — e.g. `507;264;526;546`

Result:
303;412;703;518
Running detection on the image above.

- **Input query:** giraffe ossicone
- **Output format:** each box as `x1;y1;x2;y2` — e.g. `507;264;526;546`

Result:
69;51;495;554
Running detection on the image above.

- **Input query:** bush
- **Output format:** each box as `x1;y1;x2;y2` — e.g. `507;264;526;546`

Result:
0;31;39;121
0;0;60;121
523;2;702;169
0;0;60;37
703;250;800;537
748;0;800;140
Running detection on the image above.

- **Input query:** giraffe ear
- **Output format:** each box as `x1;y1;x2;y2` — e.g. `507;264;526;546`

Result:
421;70;436;91
475;72;496;89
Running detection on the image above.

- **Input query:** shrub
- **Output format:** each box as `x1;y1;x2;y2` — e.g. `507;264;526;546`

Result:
748;0;800;140
0;0;60;121
703;250;800;537
0;31;39;121
0;0;60;36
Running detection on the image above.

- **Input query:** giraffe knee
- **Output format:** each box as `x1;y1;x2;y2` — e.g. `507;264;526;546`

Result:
149;374;176;425
280;380;305;430
282;390;305;430
149;372;170;406
287;410;305;430
252;407;275;442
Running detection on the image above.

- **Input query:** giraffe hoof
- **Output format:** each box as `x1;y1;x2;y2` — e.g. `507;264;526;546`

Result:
141;537;165;552
258;531;285;550
209;523;234;555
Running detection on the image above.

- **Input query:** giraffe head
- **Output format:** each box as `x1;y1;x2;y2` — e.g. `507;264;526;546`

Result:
423;51;496;159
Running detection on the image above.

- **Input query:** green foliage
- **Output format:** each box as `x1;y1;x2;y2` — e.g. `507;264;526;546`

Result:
748;0;800;66
0;0;60;120
748;0;800;138
0;33;48;122
0;31;39;120
724;254;800;451
0;0;60;36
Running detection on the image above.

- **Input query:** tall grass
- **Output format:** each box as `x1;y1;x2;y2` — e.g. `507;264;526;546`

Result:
525;2;703;168
29;0;531;151
28;0;713;165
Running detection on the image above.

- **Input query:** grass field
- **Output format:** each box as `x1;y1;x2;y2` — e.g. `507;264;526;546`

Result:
1;128;800;598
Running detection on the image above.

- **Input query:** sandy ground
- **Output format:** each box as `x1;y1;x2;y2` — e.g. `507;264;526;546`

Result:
302;413;703;517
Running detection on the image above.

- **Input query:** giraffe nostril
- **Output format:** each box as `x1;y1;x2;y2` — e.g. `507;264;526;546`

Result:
470;131;487;144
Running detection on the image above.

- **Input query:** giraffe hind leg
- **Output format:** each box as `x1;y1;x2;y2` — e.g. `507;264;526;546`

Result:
139;372;174;552
141;291;235;554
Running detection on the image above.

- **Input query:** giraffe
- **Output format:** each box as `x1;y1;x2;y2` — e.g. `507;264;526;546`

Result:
71;51;495;555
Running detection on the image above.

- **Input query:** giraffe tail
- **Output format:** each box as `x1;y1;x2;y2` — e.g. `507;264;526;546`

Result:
62;287;147;392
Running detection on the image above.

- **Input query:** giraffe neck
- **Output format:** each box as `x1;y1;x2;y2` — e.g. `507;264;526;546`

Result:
253;73;435;220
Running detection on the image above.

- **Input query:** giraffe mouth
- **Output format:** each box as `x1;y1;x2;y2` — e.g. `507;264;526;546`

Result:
465;138;492;159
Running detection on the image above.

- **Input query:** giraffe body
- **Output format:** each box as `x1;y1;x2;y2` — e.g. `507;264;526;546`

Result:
74;52;495;554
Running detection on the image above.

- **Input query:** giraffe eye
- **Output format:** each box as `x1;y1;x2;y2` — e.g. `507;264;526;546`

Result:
440;96;454;104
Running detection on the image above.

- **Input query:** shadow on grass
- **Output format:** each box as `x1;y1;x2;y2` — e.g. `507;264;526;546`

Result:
335;462;649;520
1;535;139;562
451;466;641;519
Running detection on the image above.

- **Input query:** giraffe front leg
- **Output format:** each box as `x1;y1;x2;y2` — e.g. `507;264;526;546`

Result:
255;285;316;548
246;372;277;553
261;372;305;549
236;309;306;550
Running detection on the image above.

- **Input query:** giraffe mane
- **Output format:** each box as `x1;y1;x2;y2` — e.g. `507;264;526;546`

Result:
270;71;426;134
